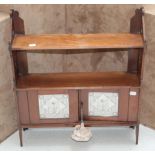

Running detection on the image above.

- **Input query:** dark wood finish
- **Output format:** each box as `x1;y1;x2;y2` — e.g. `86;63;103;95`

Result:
137;49;143;80
27;90;79;124
10;10;28;147
11;10;28;77
80;88;129;121
12;33;144;51
128;49;140;73
17;91;30;124
139;24;147;81
128;8;144;74
16;72;140;90
14;52;28;76
11;10;25;35
10;9;145;146
128;88;139;121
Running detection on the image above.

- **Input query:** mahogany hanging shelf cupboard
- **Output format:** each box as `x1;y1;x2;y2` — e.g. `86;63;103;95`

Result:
10;8;146;146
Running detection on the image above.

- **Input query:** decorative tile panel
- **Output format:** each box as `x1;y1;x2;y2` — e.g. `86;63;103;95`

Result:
38;94;69;119
88;92;118;117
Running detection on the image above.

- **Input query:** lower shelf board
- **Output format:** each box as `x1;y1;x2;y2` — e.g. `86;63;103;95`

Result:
21;121;137;128
16;72;140;90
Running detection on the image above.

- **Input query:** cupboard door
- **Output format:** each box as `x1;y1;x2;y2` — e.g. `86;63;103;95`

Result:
80;88;129;121
128;88;139;121
28;90;78;124
17;91;30;124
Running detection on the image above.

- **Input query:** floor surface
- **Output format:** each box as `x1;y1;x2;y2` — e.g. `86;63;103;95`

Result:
0;125;155;151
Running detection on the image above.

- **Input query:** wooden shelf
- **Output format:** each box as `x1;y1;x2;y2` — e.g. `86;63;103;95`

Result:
12;33;144;51
16;72;140;90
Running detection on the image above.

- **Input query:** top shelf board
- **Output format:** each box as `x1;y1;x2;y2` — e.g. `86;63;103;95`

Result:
12;33;144;51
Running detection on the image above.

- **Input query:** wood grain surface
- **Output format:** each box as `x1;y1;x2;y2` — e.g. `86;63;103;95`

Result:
16;72;140;90
12;33;144;50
